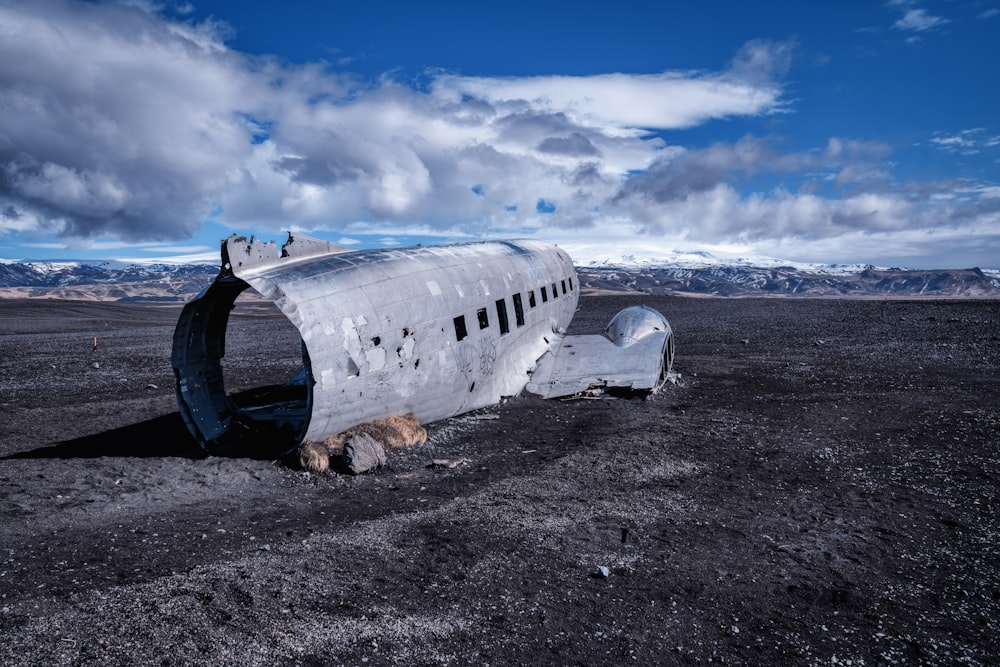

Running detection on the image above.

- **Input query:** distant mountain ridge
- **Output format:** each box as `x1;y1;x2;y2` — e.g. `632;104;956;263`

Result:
1;253;999;300
577;255;1000;298
0;259;217;301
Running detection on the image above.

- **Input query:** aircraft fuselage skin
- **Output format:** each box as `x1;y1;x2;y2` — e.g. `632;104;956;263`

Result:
172;235;582;456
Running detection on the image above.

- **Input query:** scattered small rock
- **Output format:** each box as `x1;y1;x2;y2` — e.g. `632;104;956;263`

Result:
145;383;158;390
464;412;500;421
90;361;100;369
429;457;470;469
341;433;386;474
593;565;611;579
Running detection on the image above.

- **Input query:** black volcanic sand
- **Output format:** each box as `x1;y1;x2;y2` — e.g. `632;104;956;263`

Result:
0;296;997;665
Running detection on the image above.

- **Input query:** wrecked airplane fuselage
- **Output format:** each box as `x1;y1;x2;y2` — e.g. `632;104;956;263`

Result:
172;234;674;457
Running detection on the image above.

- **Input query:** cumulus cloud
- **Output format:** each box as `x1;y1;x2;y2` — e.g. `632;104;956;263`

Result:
0;1;997;268
431;71;785;133
0;1;793;243
890;5;950;32
536;133;601;157
616;136;890;203
0;0;350;241
600;132;1000;267
724;38;794;85
560;177;1000;269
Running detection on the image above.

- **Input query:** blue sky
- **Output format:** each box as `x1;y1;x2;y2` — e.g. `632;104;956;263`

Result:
1;0;998;268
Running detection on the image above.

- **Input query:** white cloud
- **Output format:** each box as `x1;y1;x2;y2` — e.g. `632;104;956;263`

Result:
562;182;1000;269
892;7;949;32
115;250;219;265
616;135;891;204
0;3;792;246
0;204;43;234
431;71;784;132
138;244;214;254
21;242;67;250
0;0;351;241
929;128;1000;155
432;41;789;133
0;2;997;268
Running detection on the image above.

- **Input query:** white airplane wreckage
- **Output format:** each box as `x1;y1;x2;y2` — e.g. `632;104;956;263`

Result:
172;233;675;458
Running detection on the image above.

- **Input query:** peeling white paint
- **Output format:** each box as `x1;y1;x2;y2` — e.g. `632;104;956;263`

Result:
342;317;363;360
365;347;386;371
319;368;337;391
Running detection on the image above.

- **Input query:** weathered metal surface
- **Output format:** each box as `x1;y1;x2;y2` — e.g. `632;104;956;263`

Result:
172;233;674;456
525;305;674;398
173;234;581;455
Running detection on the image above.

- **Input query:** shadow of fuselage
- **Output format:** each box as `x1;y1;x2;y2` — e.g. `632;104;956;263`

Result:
3;412;208;460
4;385;310;461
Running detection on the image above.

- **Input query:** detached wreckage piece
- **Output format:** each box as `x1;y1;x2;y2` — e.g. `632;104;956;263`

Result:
172;233;674;457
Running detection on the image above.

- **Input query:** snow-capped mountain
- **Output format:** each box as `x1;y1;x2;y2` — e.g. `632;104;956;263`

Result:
1;252;998;300
0;259;217;300
0;258;215;285
573;250;1000;297
578;249;878;275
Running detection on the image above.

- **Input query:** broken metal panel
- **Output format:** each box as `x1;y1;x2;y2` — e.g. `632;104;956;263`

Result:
280;232;354;259
222;235;280;273
526;305;674;399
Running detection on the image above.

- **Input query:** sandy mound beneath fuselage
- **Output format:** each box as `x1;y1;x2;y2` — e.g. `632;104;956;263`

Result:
297;412;428;472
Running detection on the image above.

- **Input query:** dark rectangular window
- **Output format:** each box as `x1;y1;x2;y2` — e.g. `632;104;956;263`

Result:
568;277;574;291
528;290;537;308
541;286;548;302
477;307;489;329
512;293;525;326
453;315;467;341
495;298;510;334
552;283;559;298
561;279;567;295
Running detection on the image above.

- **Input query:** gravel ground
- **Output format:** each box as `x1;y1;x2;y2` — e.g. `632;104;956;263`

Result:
0;295;997;665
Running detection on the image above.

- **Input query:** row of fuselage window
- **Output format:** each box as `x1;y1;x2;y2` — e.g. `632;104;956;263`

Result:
452;276;575;342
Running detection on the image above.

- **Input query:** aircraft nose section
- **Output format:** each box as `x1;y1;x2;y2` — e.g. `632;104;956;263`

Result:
604;305;672;347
